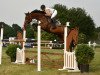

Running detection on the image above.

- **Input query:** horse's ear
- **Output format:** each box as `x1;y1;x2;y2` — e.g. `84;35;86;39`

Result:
25;12;30;15
25;13;27;15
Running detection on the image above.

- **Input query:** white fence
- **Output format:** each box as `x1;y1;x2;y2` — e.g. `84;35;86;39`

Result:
63;51;77;69
15;48;24;63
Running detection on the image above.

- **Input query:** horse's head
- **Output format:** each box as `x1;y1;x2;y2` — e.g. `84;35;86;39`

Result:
23;10;46;30
23;12;32;29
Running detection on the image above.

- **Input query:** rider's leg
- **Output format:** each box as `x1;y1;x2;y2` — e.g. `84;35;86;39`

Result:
51;10;57;19
51;18;56;29
51;10;57;29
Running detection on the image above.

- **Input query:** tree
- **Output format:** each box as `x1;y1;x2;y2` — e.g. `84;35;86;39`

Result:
93;27;100;42
41;30;59;41
95;27;100;32
53;4;95;42
12;24;22;36
26;24;35;38
78;33;87;44
0;22;15;39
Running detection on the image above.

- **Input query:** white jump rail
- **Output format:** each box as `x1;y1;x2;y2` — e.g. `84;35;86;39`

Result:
0;26;3;64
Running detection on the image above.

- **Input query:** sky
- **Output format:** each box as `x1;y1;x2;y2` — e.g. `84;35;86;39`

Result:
0;0;100;27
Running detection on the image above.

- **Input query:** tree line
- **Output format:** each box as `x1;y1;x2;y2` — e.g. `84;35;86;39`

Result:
0;4;100;43
0;22;34;39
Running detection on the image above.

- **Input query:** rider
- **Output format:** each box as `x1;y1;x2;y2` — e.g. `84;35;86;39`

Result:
40;5;57;29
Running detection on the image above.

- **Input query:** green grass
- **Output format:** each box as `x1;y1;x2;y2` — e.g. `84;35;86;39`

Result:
0;47;100;75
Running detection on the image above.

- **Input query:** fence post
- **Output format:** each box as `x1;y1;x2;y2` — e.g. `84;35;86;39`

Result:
22;30;26;64
0;26;3;64
37;25;41;71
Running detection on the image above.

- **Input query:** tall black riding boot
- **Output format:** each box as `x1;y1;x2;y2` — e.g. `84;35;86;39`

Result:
51;18;56;29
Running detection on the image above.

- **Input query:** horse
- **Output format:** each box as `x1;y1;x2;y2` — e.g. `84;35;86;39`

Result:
23;10;78;52
66;27;78;52
23;10;64;40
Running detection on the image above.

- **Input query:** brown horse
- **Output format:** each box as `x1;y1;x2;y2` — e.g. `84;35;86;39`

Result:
67;27;78;52
23;10;64;40
23;10;78;52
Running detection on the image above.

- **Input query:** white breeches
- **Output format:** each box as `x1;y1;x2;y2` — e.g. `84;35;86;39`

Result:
51;10;57;19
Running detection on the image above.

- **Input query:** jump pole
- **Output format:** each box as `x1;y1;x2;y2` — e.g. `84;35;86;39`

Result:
63;22;69;69
37;22;41;71
22;29;26;64
58;22;69;70
63;22;68;69
0;25;3;64
23;30;26;50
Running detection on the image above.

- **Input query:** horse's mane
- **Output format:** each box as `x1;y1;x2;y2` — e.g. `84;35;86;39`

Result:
31;10;46;14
